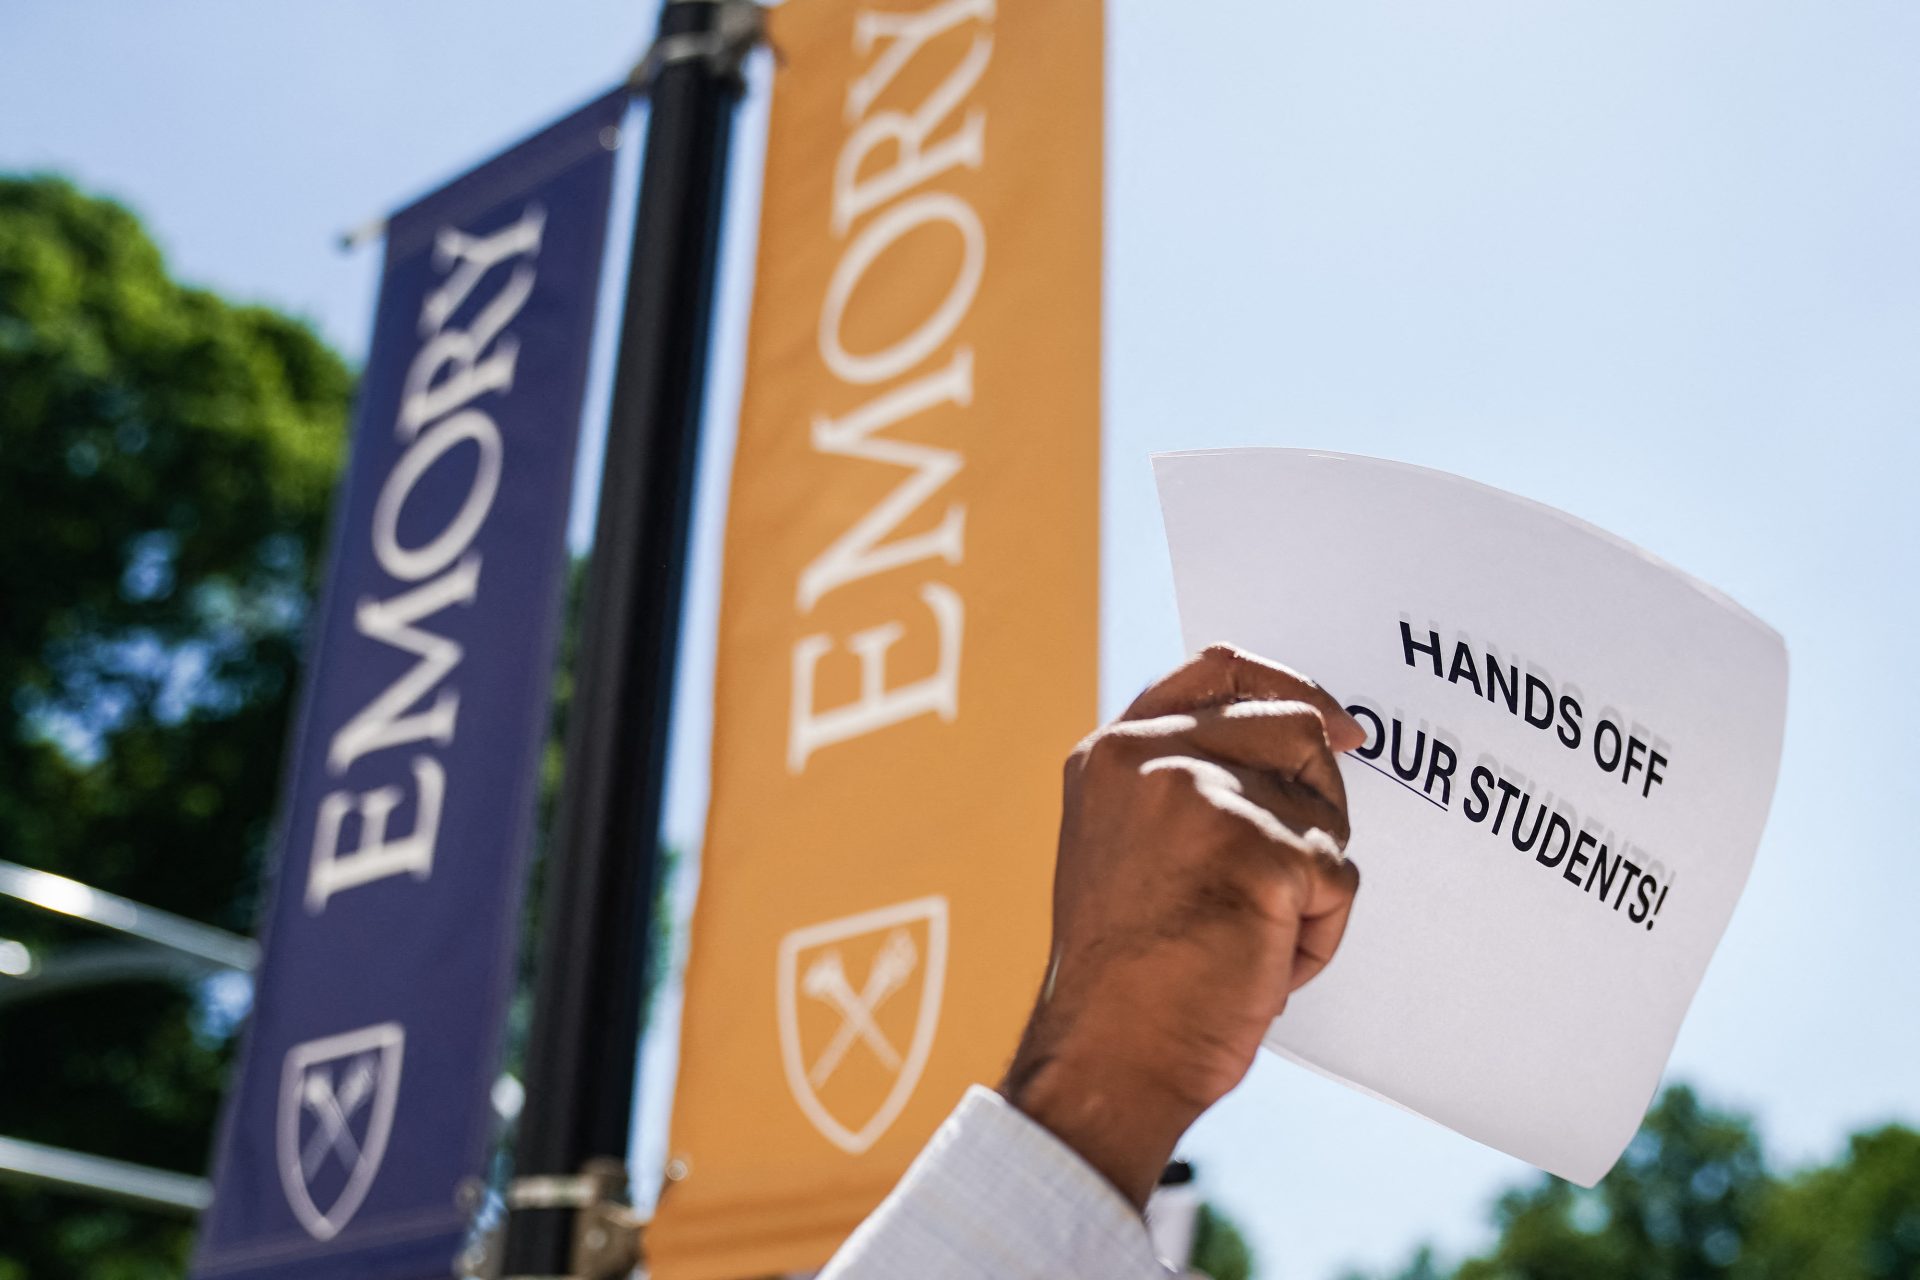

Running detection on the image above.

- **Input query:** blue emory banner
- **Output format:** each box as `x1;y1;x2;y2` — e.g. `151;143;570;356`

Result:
194;88;625;1280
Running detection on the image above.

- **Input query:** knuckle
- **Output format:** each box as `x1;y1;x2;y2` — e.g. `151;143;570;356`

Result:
1308;805;1352;855
1082;722;1172;779
1138;758;1243;835
1244;699;1326;740
1326;791;1353;837
1062;730;1099;780
1220;848;1313;918
1220;697;1308;720
1080;725;1135;772
1334;855;1362;898
1198;641;1243;666
1302;836;1361;899
1134;752;1205;799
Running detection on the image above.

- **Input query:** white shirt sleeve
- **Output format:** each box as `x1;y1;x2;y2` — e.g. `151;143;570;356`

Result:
816;1085;1173;1280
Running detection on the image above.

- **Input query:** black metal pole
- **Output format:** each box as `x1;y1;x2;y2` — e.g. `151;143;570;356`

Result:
503;2;748;1273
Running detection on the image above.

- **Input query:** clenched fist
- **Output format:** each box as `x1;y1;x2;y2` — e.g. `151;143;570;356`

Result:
1001;645;1366;1208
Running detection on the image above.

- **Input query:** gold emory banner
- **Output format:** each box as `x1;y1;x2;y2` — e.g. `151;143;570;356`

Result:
647;0;1102;1275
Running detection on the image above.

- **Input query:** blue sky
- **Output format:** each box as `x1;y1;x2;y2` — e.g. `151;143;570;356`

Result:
5;2;1917;1276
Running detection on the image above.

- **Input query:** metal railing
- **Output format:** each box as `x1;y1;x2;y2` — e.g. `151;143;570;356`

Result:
0;857;256;1214
0;860;258;972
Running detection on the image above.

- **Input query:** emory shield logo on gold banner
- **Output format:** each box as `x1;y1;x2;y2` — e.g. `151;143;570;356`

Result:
776;897;948;1155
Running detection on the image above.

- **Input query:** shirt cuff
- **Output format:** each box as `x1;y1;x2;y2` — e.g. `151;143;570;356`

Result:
818;1085;1171;1280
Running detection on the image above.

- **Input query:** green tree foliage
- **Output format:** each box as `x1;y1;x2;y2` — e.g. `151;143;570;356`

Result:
1447;1085;1769;1280
0;174;351;1278
1192;1200;1257;1280
1741;1125;1920;1280
1358;1086;1920;1280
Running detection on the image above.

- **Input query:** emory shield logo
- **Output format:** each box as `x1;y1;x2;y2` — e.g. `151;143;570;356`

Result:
276;1022;404;1241
776;896;948;1155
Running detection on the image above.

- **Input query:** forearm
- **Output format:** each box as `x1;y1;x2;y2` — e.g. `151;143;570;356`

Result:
1001;1044;1198;1212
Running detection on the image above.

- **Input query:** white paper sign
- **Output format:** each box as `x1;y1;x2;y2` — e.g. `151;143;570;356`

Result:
1153;449;1788;1185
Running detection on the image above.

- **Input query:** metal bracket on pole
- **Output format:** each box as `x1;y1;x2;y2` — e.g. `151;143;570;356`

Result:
627;0;768;94
467;1160;643;1280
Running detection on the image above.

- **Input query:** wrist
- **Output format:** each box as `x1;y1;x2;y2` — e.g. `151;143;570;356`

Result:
1001;1045;1199;1210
